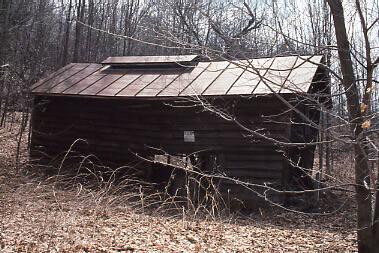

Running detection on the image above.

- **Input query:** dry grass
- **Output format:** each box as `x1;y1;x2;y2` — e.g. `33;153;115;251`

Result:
0;124;358;252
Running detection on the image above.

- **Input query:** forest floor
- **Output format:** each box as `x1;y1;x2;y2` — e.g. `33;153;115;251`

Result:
0;125;358;252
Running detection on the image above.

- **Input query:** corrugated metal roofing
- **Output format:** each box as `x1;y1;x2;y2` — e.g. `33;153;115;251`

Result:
31;55;323;98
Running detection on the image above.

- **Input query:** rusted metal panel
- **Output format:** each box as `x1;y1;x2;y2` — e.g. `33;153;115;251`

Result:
31;63;76;90
117;74;160;96
80;74;124;95
253;56;298;94
136;73;180;97
98;74;142;96
180;61;230;96
49;64;103;94
33;64;90;93
102;54;199;65
283;56;322;93
63;73;106;94
203;62;245;95
227;58;272;95
158;62;210;96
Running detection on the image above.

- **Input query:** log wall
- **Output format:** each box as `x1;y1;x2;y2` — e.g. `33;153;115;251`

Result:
31;95;298;201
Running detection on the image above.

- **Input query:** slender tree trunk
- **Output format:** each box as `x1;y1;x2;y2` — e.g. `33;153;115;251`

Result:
62;0;73;65
0;0;11;65
73;0;85;62
326;0;374;252
323;0;332;176
0;81;10;127
374;167;379;246
0;0;9;117
85;0;94;61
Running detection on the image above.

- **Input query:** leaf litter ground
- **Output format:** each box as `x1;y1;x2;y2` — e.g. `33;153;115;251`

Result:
0;127;357;252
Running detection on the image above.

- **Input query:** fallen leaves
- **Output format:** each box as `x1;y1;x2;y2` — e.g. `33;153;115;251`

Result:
0;125;358;253
0;183;358;253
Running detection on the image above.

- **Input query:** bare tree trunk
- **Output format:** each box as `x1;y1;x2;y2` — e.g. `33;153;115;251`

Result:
0;80;10;127
323;0;332;176
326;0;374;252
0;0;9;117
0;0;10;66
374;162;379;243
62;0;73;65
73;0;85;62
85;0;94;61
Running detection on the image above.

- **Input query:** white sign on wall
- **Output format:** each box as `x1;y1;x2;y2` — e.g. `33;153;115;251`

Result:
184;131;195;142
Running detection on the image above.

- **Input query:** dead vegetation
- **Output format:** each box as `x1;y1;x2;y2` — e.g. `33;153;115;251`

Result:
0;125;358;252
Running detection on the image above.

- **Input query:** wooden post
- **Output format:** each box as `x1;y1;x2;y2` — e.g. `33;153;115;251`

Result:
281;147;291;205
316;110;325;204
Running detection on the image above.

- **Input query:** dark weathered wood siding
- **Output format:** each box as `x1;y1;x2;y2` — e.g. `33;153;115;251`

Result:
31;95;294;194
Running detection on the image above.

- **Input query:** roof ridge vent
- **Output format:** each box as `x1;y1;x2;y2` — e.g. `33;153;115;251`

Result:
101;55;200;68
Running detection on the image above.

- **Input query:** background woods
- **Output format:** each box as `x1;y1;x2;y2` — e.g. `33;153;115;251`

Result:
0;0;379;252
0;0;378;170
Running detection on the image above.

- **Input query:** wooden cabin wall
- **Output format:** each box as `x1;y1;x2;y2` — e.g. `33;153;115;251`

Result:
286;101;320;190
286;67;328;190
31;95;294;198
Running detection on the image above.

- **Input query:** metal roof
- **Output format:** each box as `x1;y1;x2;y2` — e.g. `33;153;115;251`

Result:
31;55;324;98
